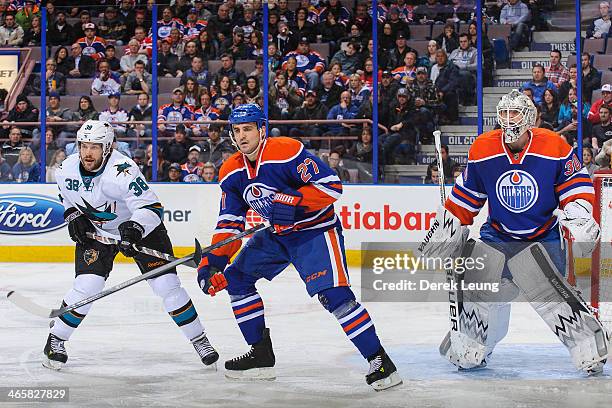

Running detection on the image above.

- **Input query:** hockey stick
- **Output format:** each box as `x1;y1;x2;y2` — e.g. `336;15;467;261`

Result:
85;232;199;268
7;223;267;319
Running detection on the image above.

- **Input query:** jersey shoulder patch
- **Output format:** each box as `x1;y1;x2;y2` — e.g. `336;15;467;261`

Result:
528;128;572;159
468;129;504;161
261;137;303;163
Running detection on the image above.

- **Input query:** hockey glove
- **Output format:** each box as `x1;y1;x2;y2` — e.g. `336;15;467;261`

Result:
64;208;95;246
270;192;302;234
419;206;469;260
554;200;600;257
117;221;145;257
197;255;228;296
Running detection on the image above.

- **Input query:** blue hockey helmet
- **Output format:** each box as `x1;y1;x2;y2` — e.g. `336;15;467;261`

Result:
228;103;267;130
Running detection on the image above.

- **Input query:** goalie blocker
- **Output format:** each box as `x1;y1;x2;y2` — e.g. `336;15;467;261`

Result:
441;241;608;374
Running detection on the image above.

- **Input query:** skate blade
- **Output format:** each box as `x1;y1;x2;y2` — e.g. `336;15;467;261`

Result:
371;372;402;391
225;367;276;380
42;357;64;371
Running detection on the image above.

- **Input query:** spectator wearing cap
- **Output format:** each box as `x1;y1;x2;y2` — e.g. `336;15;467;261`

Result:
67;42;96;78
120;39;148;76
434;22;459;54
283;38;326;90
500;0;531;51
581;52;602;103
99;6;128;45
198;124;233;169
123;60;152;95
414;0;453;24
132;148;146;174
430;49;460;124
317;70;344;110
77;23;107;61
448;33;477;105
382;87;418;165
588;84;612;125
158;88;196;136
325;90;360;144
1;127;25;167
32;58;66;95
385;6;409;39
220;26;249;60
587;2;612;39
157;38;178;78
157;7;185;40
290;7;316;46
164;124;193;164
168;162;183;182
290;89;329;149
330;41;361;76
184;8;207;41
15;0;39;32
592;104;612;150
379;70;400;126
386;31;416;71
207;3;234;44
99;93;129;138
180;145;205;182
91;60;122;96
212;54;247;90
4;94;39;140
519;64;556;105
104;45;121;72
48;10;74;46
46;92;78;147
391;51;418;87
408;66;440;142
0;13;24;46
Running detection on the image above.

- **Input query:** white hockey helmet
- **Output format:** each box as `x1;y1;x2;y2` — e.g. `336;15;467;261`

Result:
77;120;115;162
496;89;537;143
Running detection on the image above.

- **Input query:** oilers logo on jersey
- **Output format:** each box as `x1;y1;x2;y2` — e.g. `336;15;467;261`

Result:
495;170;539;213
243;183;277;219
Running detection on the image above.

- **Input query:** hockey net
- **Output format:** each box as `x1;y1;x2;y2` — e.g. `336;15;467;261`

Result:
592;170;612;332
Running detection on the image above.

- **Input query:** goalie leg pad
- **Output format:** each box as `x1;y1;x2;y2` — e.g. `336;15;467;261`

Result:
148;274;204;340
318;286;381;359
51;274;105;341
507;243;609;373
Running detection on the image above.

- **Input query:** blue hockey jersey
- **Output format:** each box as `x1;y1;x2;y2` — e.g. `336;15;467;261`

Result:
204;137;343;270
446;128;595;240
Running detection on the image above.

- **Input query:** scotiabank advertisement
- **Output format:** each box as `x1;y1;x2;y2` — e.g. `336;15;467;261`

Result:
0;183;488;261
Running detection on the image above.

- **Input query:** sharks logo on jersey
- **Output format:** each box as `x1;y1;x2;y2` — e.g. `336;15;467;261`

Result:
75;198;118;223
114;162;132;177
243;183;277;219
495;170;539;213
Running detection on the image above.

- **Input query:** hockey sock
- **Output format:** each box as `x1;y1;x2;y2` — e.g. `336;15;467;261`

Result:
319;286;381;359
231;292;265;345
148;274;204;340
51;274;106;340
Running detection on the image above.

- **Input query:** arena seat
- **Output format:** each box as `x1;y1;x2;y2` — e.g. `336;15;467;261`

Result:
407;24;431;40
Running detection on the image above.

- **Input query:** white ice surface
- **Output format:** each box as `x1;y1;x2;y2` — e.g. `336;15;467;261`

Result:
1;263;611;408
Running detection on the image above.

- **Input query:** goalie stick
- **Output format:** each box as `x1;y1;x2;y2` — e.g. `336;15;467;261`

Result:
85;232;199;268
7;223;268;319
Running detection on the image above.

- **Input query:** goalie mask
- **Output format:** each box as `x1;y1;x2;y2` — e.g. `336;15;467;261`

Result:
77;120;115;169
496;90;537;144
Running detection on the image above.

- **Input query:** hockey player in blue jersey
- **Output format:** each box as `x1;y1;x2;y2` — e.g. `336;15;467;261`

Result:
196;104;402;390
422;90;608;374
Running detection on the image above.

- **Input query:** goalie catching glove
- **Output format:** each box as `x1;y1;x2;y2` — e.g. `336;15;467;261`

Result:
419;206;469;260
197;254;228;296
554;199;600;257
